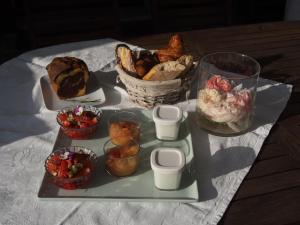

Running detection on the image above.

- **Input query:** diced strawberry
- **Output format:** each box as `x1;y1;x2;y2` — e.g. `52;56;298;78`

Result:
58;160;69;178
80;116;90;122
51;154;61;163
58;113;68;122
91;117;98;125
63;121;71;127
47;162;58;174
73;115;80;122
60;160;68;170
108;148;121;159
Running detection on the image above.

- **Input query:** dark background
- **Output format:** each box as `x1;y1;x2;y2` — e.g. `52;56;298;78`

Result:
1;0;287;64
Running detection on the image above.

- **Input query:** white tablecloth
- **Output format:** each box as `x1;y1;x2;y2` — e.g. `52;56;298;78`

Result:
0;39;292;225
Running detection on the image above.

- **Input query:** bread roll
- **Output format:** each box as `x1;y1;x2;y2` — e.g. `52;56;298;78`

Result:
177;55;193;74
134;51;159;77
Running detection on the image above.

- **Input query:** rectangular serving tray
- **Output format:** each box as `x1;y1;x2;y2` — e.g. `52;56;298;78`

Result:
38;109;199;202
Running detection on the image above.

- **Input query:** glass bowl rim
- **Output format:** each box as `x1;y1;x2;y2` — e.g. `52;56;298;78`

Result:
103;139;141;159
107;110;141;126
199;51;261;79
56;105;102;130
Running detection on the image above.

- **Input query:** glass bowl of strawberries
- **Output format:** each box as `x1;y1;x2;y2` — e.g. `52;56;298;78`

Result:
57;105;102;139
45;146;97;190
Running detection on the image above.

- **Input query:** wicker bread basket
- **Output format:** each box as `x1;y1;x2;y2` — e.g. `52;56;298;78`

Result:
115;62;198;108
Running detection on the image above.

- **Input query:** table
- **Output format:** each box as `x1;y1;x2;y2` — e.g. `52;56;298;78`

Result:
128;21;300;225
0;21;299;225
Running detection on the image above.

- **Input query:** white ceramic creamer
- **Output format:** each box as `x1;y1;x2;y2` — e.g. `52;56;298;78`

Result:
150;147;185;190
152;105;183;141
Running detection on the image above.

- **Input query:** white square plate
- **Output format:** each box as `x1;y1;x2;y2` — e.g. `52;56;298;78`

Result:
40;72;106;111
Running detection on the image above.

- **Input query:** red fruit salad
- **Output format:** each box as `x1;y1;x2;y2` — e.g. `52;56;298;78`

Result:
45;147;97;189
57;106;102;139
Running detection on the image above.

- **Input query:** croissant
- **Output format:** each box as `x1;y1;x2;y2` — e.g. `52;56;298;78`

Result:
46;57;90;99
156;34;184;63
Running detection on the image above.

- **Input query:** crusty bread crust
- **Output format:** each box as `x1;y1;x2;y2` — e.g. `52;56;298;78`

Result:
143;55;193;81
156;34;184;63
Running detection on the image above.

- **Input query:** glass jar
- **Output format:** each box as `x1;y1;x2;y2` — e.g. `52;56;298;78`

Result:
103;139;140;177
196;52;260;135
108;111;141;145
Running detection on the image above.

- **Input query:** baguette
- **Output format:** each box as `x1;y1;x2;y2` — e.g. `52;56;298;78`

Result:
143;55;193;81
